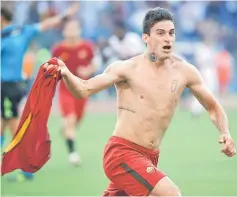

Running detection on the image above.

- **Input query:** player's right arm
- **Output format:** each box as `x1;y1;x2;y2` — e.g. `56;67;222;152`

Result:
38;3;79;32
24;4;78;40
46;58;126;98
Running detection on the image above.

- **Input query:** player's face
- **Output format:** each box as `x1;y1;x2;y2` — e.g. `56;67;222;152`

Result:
63;20;81;39
143;20;175;60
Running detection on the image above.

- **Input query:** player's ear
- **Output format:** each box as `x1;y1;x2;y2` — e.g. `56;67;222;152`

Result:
142;33;149;45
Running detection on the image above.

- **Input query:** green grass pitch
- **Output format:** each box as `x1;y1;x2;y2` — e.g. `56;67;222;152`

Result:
1;109;237;196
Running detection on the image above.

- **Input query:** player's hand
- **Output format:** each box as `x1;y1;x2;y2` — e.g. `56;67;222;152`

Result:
43;57;69;77
219;134;236;157
66;2;79;18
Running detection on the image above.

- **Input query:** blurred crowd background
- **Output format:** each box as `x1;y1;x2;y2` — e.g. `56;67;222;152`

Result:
2;1;237;196
2;1;237;98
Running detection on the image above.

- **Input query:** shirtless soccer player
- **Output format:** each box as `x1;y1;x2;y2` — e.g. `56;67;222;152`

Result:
44;7;236;197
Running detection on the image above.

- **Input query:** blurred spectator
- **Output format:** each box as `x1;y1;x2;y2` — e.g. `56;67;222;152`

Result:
2;1;237;96
191;37;219;116
108;21;144;60
216;50;232;94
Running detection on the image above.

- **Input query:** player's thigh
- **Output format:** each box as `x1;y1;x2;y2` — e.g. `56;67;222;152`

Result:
1;119;8;134
1;83;12;120
8;118;19;135
149;176;181;196
110;156;166;196
59;90;76;117
1;86;22;120
64;114;77;128
75;98;87;121
6;98;21;135
103;181;129;196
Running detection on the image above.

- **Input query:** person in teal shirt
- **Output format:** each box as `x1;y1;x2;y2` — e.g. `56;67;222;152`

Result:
1;4;78;181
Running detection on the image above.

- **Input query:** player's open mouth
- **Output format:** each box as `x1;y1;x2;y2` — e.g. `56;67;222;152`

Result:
163;45;172;52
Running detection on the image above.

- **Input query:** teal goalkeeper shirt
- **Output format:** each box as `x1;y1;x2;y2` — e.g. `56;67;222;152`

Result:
1;24;41;82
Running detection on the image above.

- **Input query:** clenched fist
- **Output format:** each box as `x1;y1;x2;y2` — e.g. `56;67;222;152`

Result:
43;57;69;77
219;134;236;157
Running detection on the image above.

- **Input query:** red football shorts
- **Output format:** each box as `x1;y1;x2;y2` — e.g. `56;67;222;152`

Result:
58;86;87;120
103;136;166;196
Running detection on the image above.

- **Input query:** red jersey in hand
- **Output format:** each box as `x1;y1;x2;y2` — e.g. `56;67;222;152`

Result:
1;58;61;176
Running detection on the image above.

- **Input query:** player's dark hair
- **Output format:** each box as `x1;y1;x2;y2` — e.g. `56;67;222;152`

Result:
143;7;174;35
1;7;13;22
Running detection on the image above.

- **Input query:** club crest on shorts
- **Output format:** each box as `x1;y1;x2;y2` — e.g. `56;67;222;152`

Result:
146;166;155;173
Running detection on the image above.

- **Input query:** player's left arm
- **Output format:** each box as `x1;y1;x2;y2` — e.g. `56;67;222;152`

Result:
186;64;236;157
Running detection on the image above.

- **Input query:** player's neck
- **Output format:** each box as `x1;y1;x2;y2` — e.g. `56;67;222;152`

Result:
146;52;158;63
145;52;164;64
145;52;172;67
65;38;81;46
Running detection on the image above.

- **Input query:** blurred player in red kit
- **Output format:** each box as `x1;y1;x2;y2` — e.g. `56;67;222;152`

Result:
52;19;96;165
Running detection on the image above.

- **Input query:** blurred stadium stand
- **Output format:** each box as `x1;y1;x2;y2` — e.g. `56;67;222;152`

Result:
2;1;237;101
1;3;237;196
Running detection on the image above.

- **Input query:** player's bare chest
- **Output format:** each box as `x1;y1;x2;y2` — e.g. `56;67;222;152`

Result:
132;66;185;96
